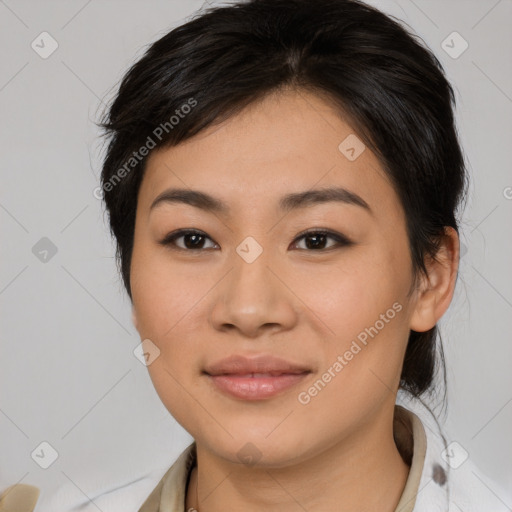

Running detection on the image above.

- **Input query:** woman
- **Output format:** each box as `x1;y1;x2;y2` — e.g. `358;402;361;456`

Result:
1;0;506;511
95;0;508;512
96;0;510;510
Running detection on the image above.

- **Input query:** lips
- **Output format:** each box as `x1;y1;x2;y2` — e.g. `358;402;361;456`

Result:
203;354;311;400
203;354;311;376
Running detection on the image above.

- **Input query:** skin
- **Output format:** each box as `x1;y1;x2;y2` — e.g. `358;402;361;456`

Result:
130;88;460;511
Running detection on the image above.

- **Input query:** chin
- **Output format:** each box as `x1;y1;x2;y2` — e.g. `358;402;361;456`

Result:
199;430;310;469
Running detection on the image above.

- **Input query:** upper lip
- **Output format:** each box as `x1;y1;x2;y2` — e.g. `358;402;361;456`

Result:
204;354;311;376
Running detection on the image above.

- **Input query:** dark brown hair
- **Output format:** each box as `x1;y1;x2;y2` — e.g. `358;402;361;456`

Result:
98;0;468;401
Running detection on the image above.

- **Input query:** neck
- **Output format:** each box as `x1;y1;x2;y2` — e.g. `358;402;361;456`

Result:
186;405;411;512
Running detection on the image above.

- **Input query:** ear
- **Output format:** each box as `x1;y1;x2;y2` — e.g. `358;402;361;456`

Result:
410;227;460;332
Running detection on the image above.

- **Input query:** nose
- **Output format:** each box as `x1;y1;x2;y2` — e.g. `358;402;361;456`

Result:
209;246;298;339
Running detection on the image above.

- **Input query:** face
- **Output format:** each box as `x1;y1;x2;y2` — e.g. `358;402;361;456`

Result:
130;89;422;467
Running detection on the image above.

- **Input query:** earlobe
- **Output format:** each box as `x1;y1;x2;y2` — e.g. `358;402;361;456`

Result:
409;287;438;332
409;227;460;333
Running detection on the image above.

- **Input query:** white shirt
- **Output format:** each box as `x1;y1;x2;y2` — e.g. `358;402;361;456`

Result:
4;395;510;511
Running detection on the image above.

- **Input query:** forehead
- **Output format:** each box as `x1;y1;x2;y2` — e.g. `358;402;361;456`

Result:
139;89;400;219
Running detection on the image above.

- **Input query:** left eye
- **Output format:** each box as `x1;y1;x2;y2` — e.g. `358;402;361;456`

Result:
290;230;352;251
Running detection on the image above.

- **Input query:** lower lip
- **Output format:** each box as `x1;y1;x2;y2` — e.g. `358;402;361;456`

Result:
207;373;310;400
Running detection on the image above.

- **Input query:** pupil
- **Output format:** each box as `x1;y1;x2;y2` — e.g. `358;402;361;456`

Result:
306;233;326;249
185;234;203;249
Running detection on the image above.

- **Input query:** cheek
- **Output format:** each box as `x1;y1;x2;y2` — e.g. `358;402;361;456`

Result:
130;240;202;339
295;246;410;389
293;248;405;337
130;249;208;424
294;278;408;436
130;245;219;403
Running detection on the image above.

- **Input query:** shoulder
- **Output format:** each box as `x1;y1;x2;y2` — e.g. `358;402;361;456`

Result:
396;393;511;512
39;442;195;512
30;465;171;512
447;457;511;512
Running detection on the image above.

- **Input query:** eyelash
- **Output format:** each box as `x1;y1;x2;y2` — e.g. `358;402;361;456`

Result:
158;228;353;252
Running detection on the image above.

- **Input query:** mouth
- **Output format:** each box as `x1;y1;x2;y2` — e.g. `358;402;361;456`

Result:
205;372;311;400
203;354;312;400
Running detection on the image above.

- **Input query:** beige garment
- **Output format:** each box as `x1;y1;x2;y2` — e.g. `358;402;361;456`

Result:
137;404;427;512
393;405;428;512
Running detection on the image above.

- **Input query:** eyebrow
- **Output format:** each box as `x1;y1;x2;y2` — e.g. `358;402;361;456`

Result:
149;186;372;215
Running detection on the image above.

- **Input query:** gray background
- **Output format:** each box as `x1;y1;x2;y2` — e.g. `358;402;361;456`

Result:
1;0;511;509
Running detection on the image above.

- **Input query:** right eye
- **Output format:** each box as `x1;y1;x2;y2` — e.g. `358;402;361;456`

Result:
159;229;219;251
